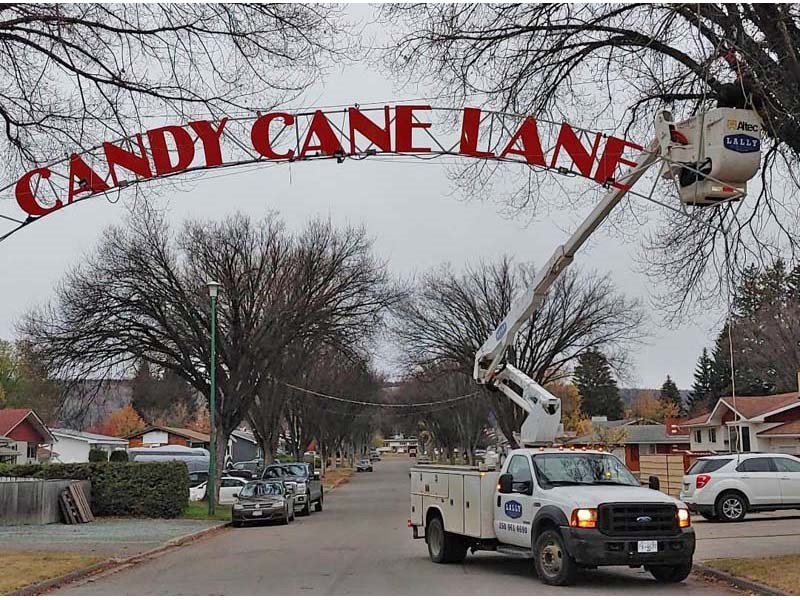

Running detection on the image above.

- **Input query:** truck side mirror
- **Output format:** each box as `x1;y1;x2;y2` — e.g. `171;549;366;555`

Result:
498;473;513;494
648;475;661;491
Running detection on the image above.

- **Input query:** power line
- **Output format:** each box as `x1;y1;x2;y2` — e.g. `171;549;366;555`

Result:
276;378;480;408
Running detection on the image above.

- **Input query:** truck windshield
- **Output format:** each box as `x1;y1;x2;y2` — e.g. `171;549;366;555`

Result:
532;453;639;488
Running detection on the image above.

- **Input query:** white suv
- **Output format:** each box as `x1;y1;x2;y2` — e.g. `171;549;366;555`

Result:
680;453;800;522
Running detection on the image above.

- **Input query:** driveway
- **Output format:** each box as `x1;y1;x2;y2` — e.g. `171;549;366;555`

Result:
694;510;800;560
56;459;735;595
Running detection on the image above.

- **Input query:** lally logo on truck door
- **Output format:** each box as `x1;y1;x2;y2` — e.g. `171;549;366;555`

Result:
504;500;522;519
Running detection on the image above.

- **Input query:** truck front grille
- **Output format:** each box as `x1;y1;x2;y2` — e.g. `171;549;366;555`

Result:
597;503;679;537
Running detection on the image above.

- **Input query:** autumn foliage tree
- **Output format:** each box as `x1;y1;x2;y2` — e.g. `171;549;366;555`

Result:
98;405;146;438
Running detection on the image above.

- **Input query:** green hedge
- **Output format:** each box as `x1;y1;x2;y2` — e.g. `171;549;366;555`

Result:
109;450;128;462
88;448;108;462
1;461;189;518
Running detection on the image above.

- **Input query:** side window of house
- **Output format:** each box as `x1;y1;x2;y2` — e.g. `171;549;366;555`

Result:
694;430;702;443
708;429;717;443
27;445;37;459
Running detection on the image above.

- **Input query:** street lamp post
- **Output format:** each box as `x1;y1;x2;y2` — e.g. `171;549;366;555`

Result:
207;280;221;516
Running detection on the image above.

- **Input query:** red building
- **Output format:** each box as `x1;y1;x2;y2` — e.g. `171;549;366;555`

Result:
0;408;55;465
126;425;209;449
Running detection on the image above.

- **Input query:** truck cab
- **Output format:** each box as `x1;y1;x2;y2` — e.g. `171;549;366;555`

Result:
410;448;695;586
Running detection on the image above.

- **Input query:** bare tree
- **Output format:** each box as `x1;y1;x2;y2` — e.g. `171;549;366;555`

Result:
382;4;800;316
403;367;490;465
20;207;395;499
391;257;644;446
0;4;352;169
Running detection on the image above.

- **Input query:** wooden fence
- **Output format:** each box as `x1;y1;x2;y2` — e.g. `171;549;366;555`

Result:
0;478;91;525
638;455;686;497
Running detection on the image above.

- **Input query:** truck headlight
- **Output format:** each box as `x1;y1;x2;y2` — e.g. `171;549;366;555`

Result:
678;508;691;528
296;483;307;493
570;508;598;528
234;503;243;510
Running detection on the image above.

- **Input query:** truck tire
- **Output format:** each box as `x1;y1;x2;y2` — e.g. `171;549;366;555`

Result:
426;515;467;564
698;510;717;521
315;492;323;512
716;491;747;522
534;528;577;586
299;498;311;516
648;561;693;583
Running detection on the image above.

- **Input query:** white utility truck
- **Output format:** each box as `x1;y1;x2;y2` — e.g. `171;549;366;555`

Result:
409;108;763;585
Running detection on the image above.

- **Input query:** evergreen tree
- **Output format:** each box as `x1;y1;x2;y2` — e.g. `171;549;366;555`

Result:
659;375;683;415
573;348;624;420
688;348;714;415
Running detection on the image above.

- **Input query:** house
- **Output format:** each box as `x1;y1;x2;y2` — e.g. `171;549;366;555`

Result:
126;425;210;449
0;408;55;465
570;417;690;472
386;435;418;454
682;391;800;455
50;428;129;463
227;429;262;465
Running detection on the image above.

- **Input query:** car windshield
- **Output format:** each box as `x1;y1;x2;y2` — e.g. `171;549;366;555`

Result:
263;466;287;478
283;464;308;476
532;453;639;487
240;482;283;498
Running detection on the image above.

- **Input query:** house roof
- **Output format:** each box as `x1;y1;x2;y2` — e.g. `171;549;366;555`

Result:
126;425;209;443
0;408;55;442
51;428;128;445
230;429;256;444
681;412;713;426
571;424;689;445
0;408;34;436
758;421;800;436
718;392;800;419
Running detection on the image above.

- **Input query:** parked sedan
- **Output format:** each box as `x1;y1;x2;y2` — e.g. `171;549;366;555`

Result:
356;458;373;472
232;481;294;527
189;476;249;504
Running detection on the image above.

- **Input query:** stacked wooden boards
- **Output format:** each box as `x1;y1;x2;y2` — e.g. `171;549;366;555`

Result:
59;482;94;524
638;454;686;497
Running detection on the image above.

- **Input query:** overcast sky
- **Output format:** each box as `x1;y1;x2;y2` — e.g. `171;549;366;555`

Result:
0;8;725;390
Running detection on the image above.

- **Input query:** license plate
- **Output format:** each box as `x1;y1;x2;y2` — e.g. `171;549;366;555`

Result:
252;510;262;517
638;540;658;553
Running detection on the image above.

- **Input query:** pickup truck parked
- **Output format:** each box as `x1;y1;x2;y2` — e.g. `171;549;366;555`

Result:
409;448;694;586
262;462;323;516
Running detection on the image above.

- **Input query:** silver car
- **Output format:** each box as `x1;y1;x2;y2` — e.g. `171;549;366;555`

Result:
232;481;295;527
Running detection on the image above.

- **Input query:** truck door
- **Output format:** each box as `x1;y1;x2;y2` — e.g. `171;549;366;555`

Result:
494;454;536;548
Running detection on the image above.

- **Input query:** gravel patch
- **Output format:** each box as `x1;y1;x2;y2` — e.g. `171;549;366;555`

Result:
0;518;218;559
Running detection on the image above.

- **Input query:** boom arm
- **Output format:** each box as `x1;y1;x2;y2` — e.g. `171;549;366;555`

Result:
473;140;660;445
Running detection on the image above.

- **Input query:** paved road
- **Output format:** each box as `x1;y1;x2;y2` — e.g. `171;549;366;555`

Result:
58;458;734;595
695;509;800;560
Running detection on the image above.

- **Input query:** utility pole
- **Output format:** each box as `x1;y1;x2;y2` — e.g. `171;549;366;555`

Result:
207;280;221;516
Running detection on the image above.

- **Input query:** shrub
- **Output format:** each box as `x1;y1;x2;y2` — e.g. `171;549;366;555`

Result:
2;461;189;518
88;449;108;462
109;450;129;462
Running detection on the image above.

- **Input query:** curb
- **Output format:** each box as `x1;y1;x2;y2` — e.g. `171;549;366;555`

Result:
693;563;787;596
13;521;230;596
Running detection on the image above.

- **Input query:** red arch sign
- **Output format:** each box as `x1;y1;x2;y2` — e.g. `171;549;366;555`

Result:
0;104;643;242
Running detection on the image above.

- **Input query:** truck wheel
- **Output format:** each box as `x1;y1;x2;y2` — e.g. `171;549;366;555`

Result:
716;492;747;522
698;510;716;521
648;561;693;583
315;493;323;512
299;499;311;516
534;528;577;586
426;516;467;564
